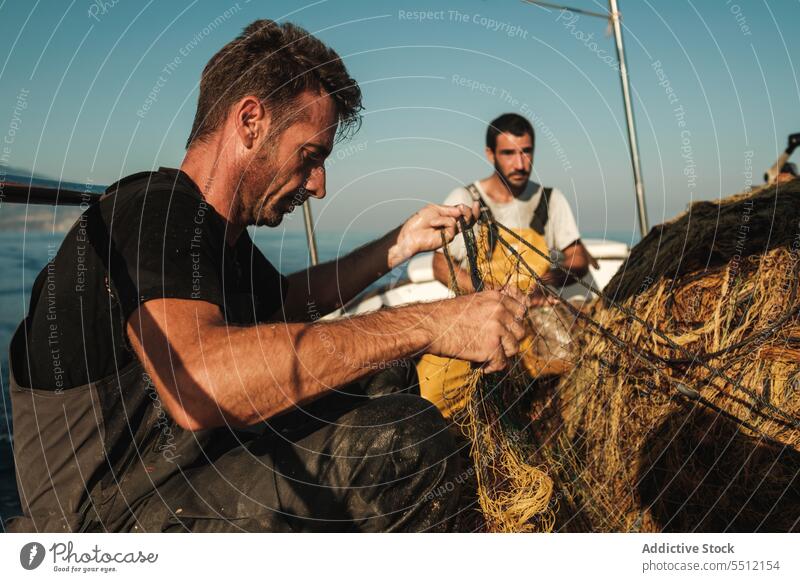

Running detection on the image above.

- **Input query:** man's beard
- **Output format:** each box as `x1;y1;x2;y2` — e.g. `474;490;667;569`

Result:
495;161;529;192
238;147;288;227
256;186;308;227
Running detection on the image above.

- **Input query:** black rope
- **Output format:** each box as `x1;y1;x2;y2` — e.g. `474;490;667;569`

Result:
458;216;484;292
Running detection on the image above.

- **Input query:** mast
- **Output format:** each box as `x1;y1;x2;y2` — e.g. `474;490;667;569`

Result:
301;199;319;266
608;0;649;236
524;0;650;236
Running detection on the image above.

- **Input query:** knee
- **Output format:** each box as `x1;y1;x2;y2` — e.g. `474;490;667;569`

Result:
362;359;420;397
373;394;459;473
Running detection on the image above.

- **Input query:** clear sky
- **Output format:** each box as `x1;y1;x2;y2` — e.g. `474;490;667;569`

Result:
1;0;798;237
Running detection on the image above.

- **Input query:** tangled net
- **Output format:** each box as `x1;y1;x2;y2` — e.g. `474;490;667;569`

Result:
526;180;800;532
443;179;800;532
439;220;558;532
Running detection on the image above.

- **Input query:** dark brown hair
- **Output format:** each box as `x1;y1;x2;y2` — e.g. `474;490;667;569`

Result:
186;20;362;149
486;113;535;151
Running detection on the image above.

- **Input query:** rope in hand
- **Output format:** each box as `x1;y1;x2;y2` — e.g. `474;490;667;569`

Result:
458;215;484;292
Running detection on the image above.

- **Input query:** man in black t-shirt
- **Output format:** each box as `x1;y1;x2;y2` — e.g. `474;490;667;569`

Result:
8;20;531;532
17;168;287;392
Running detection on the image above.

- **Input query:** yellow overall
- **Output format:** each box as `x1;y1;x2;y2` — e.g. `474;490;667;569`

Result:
417;223;552;418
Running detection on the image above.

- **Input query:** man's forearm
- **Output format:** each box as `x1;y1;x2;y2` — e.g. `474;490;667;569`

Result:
494;255;585;289
187;301;432;428
540;266;579;287
132;283;523;431
282;226;401;319
281;202;481;319
540;245;591;288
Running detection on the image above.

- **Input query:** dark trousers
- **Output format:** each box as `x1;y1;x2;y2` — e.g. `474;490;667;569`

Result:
132;363;462;532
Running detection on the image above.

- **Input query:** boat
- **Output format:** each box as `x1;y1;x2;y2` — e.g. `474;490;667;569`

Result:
334;238;630;318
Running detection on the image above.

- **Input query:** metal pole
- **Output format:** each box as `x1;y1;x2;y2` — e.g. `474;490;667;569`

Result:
0;182;101;206
609;0;649;237
301;199;319;266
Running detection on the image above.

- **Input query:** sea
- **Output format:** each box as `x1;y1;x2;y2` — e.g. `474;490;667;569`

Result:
0;175;638;528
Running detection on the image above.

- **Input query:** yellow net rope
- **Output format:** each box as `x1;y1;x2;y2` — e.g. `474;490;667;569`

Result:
440;180;800;532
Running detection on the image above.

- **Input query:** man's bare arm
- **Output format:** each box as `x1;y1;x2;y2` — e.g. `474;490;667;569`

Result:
280;227;399;321
127;290;527;431
539;240;591;288
281;202;479;320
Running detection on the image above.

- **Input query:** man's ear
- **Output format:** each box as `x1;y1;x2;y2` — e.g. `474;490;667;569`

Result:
485;146;496;166
234;96;270;149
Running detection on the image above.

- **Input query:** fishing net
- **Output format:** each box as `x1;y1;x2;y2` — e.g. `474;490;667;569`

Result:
439;221;566;533
525;179;800;532
444;179;800;532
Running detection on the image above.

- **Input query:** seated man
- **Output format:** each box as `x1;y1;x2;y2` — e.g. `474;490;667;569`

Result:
6;21;531;533
419;113;591;416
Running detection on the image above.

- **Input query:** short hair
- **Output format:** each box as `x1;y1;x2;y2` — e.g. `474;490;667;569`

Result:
186;20;362;149
486;113;535;151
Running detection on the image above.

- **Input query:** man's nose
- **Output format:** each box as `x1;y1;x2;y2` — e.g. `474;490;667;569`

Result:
304;166;326;199
515;152;531;171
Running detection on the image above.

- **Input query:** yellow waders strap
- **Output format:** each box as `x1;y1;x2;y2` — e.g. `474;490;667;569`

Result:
419;183;554;417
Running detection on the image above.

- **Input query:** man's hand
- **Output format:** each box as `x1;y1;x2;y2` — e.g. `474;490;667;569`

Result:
387;202;480;269
538;241;592;288
526;286;558;307
426;290;529;373
501;282;556;308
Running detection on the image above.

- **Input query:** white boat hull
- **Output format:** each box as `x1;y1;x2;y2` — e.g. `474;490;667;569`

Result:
333;238;629;318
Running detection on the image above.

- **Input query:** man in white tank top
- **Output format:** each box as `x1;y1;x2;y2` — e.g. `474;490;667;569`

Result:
433;113;592;298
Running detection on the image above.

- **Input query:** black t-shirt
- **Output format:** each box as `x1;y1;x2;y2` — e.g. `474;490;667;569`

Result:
13;167;287;390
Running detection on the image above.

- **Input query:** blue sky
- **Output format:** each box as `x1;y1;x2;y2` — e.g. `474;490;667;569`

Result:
1;0;798;237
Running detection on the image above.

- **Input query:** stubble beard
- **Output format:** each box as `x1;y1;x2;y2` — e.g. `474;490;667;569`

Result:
495;160;529;196
239;147;283;227
239;116;311;227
